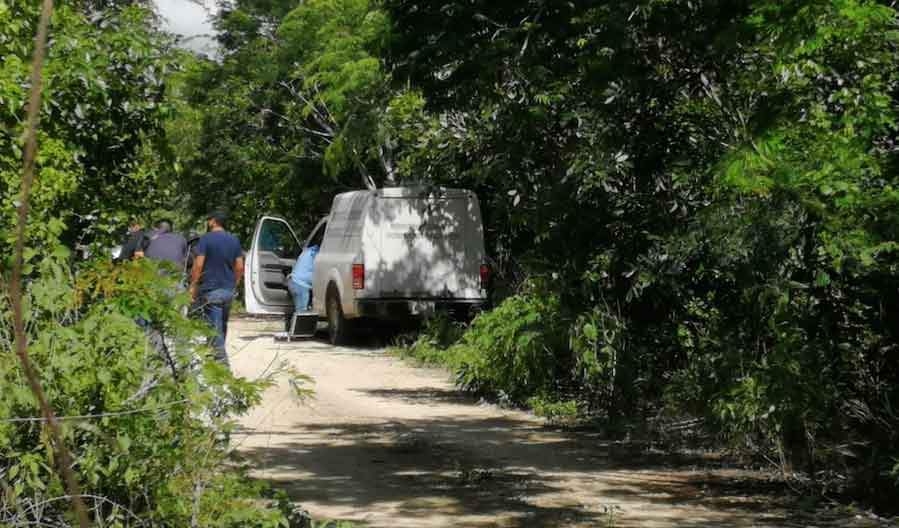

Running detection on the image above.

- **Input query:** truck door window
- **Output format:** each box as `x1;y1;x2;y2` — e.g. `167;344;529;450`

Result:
259;220;300;259
308;221;327;248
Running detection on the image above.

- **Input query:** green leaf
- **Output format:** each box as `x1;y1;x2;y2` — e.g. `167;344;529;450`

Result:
583;323;598;342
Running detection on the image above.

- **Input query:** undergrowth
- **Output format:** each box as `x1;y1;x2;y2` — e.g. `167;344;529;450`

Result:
394;289;577;420
396;276;899;511
0;256;305;526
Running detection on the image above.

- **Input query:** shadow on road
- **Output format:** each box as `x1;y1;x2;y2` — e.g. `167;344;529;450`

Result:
234;405;832;527
225;322;884;528
354;388;480;407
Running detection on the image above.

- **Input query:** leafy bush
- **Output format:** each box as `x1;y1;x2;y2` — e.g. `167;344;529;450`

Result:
383;0;899;507
0;255;290;526
569;304;634;420
0;0;306;524
452;293;568;403
528;397;579;426
394;312;467;363
403;291;569;405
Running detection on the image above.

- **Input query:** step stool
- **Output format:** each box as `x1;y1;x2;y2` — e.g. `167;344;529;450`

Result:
275;311;318;342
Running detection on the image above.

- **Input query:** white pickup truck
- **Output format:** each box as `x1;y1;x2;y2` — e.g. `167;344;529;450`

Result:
244;186;490;344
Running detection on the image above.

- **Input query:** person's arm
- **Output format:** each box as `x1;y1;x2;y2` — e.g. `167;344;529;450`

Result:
190;237;207;302
190;254;205;302
233;255;245;290
134;232;149;260
120;235;137;261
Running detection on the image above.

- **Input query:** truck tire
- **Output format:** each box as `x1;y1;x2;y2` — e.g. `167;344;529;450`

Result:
326;285;351;346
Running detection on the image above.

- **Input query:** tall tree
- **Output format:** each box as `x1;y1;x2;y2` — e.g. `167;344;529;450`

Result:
0;0;176;251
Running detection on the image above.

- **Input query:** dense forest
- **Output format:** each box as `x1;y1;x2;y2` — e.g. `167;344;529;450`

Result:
180;0;899;506
2;0;899;524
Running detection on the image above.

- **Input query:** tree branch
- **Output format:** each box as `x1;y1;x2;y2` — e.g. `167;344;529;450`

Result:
379;142;397;184
9;0;91;525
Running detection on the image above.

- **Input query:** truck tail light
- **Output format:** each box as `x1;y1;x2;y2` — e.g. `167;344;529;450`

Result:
480;263;490;290
352;263;365;290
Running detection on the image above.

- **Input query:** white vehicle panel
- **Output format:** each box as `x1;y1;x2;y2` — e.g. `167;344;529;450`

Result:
364;192;484;300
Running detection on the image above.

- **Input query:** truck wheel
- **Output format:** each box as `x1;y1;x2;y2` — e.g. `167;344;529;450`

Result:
326;286;351;346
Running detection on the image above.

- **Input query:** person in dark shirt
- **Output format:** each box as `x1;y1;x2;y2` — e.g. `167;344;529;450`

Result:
145;220;188;268
117;219;149;262
190;211;244;367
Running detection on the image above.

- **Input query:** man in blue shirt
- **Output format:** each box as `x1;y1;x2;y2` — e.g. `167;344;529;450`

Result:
288;244;320;313
190;211;244;367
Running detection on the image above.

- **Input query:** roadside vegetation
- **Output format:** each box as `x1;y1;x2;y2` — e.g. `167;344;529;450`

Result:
1;0;301;525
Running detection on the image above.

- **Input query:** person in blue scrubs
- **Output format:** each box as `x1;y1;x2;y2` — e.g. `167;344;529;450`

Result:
288;244;319;313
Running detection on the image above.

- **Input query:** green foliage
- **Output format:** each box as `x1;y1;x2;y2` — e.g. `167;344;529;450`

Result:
1;255;289;525
277;0;389;118
450;293;568;402
528;397;579;426
569;305;631;418
0;1;294;523
402;292;569;405
171;0;395;240
380;0;899;505
179;0;899;508
0;0;177;251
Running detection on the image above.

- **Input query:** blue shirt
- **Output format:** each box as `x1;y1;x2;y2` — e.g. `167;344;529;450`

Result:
195;230;243;292
290;245;319;288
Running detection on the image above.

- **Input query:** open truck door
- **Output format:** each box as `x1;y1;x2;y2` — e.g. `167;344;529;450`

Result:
244;216;302;315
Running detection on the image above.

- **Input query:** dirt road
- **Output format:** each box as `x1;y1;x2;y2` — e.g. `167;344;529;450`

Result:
229;319;884;528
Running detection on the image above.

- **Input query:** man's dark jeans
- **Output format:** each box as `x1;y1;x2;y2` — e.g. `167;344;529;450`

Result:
201;288;234;367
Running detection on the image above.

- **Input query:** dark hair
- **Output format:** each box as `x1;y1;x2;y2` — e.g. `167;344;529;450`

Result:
206;211;227;228
155;220;173;233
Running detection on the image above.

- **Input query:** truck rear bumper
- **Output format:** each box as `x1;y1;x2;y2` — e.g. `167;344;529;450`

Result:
356;298;486;321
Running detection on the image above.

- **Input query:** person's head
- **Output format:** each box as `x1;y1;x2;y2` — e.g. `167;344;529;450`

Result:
128;219;142;233
206;211;227;232
155;219;173;234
